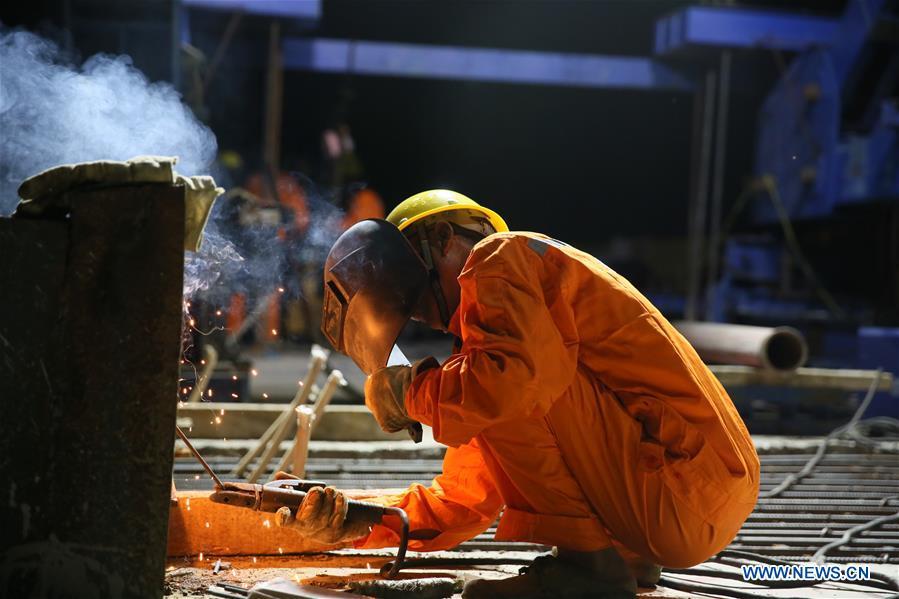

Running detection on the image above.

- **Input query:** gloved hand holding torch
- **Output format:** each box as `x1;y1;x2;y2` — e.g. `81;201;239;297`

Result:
272;471;372;544
364;357;438;441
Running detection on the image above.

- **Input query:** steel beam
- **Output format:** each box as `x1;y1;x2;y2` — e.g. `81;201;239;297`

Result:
183;0;321;20
282;38;693;91
655;7;839;55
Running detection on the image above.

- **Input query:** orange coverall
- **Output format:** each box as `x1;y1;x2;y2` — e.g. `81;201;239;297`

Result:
357;232;760;567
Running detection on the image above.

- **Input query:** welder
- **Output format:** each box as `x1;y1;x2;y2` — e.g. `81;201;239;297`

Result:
277;190;760;598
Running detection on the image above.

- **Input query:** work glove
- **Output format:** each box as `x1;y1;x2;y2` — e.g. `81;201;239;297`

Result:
273;472;371;544
364;357;438;440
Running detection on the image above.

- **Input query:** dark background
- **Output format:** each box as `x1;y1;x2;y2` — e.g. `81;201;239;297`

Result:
0;0;849;246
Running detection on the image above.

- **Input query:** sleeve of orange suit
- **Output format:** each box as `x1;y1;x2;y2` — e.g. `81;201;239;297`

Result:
405;241;578;447
354;438;503;551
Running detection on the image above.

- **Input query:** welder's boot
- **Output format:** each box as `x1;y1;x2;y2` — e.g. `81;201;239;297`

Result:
628;558;662;588
461;549;637;599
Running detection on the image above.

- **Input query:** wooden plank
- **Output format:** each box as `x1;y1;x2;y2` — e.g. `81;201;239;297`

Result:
178;403;406;441
167;488;394;557
709;365;893;391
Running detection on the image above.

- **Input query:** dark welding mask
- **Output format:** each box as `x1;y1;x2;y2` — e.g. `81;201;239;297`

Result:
321;219;429;374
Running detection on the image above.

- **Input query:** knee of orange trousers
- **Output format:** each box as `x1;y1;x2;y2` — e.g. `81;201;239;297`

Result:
476;418;601;523
605;502;743;569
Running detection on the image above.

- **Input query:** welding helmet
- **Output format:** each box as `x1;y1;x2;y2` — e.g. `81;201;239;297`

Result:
386;189;508;234
321;219;429;374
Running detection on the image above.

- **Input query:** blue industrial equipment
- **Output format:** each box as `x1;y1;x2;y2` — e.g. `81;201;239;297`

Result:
281;38;693;92
654;6;839;55
753;0;897;223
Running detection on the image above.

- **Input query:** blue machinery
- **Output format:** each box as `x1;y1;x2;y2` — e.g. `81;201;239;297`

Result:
181;0;899;413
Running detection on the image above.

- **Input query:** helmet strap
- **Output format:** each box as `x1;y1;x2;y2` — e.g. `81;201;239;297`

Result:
415;223;451;329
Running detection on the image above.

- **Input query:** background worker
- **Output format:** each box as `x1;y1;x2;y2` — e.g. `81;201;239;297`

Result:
278;190;760;598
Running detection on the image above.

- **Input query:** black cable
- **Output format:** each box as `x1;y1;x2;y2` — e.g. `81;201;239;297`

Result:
761;369;883;499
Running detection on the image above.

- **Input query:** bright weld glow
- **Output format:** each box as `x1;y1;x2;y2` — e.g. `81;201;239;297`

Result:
186;498;191;510
278;287;285;293
251;369;258;376
252;557;257;564
271;329;278;336
231;393;238;399
220;409;225;416
262;520;271;528
208;389;213;397
189;319;195;326
194;475;200;480
178;401;184;408
188;426;192;432
200;359;206;365
215;417;221;424
232;375;237;381
215;310;222;316
262;393;269;399
205;522;210;528
278;547;283;554
199;552;204;561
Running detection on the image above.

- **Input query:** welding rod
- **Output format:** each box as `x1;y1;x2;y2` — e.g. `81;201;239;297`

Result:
176;425;225;488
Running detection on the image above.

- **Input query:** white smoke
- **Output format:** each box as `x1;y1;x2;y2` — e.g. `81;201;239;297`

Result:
0;27;218;214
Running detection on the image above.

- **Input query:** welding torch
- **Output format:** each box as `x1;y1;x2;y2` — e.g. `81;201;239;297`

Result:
176;426;410;578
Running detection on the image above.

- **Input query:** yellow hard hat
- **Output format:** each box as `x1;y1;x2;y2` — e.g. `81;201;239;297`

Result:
386;189;509;234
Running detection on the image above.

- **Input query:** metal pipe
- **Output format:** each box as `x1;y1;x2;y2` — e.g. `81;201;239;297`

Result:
674;321;808;371
187;344;218;403
270;370;345;477
231;346;328;477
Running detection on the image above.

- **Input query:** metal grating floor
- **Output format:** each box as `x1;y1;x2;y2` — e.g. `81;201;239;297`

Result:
175;447;899;564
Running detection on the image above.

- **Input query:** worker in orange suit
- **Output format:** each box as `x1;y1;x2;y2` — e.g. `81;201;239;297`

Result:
277;190;760;598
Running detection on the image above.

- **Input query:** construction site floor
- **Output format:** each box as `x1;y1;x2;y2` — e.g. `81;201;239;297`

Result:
165;433;899;598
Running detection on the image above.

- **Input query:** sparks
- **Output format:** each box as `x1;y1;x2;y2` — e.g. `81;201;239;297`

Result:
194;475;200;480
231;393;238;399
208;389;213;397
262;520;271;528
186;498;191;510
205;521;210;528
271;328;278;336
278;547;283;554
278;287;285;293
252;557;257;564
220;408;225;416
189;318;195;327
262;393;269;399
215;309;222;316
215;417;221;424
251;369;258;376
199;552;204;561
